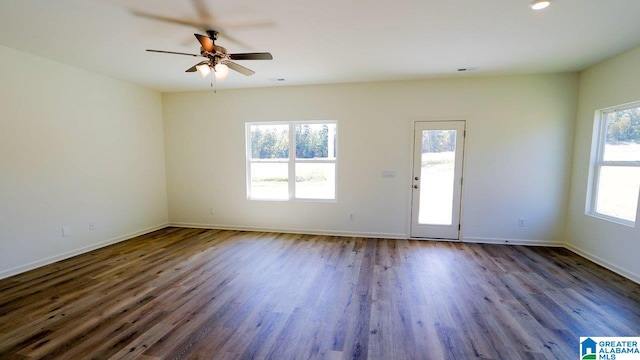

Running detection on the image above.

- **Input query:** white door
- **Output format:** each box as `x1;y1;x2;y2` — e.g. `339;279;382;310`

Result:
411;121;465;239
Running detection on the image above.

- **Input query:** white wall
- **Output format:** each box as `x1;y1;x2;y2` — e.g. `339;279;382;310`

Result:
163;74;578;244
0;45;168;278
6;37;639;283
565;46;640;283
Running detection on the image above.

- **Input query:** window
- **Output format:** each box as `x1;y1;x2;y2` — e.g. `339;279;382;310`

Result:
246;121;337;200
587;102;640;226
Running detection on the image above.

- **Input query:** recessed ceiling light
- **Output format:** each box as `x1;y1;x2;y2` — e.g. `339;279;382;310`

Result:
530;0;552;10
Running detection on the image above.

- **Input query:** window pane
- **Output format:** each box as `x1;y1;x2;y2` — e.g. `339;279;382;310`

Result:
295;123;337;159
419;130;456;225
595;166;640;222
295;163;335;199
250;124;289;160
250;163;288;199
604;107;640;161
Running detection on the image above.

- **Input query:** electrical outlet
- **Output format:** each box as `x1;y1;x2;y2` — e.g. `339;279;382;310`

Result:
349;212;355;221
62;226;70;237
518;218;525;227
89;221;96;231
210;207;215;214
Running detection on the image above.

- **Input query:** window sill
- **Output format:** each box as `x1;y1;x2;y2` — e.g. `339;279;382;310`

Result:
586;213;636;228
248;197;337;203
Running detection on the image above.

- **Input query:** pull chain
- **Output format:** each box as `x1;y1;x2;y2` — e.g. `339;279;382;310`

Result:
211;67;217;93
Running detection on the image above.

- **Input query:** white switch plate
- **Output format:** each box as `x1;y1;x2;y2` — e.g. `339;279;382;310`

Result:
89;221;96;231
382;170;396;178
62;226;70;237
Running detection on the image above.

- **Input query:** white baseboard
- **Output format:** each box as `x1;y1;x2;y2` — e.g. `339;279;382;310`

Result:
462;236;564;247
564;243;640;284
0;223;169;280
4;223;638;286
168;222;408;240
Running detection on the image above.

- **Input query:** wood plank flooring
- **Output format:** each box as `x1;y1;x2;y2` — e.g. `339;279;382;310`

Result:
0;227;639;359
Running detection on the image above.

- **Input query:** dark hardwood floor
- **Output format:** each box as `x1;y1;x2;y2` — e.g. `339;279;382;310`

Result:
0;227;638;359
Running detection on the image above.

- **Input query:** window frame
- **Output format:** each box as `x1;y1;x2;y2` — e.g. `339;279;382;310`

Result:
245;120;338;202
586;102;640;227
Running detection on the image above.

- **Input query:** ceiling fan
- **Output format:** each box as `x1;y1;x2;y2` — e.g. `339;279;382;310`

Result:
146;30;273;80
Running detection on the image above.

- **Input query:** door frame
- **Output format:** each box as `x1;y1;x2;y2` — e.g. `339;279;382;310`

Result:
407;119;468;241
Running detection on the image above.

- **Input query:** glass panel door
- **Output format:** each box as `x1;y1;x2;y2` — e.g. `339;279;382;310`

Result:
411;121;465;239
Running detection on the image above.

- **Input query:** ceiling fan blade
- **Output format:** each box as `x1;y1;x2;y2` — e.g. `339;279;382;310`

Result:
132;10;209;30
194;34;215;53
132;8;274;31
228;52;273;61
220;21;276;30
213;30;252;50
186;61;208;72
147;49;202;57
225;61;255;76
131;7;268;50
191;0;213;21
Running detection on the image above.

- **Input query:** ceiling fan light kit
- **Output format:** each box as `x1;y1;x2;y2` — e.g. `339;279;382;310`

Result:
530;0;552;10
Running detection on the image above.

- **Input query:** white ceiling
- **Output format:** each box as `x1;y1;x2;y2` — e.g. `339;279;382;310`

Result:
1;0;640;92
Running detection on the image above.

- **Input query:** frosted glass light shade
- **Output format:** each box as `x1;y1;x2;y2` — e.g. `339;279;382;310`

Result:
196;64;211;78
214;63;230;80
